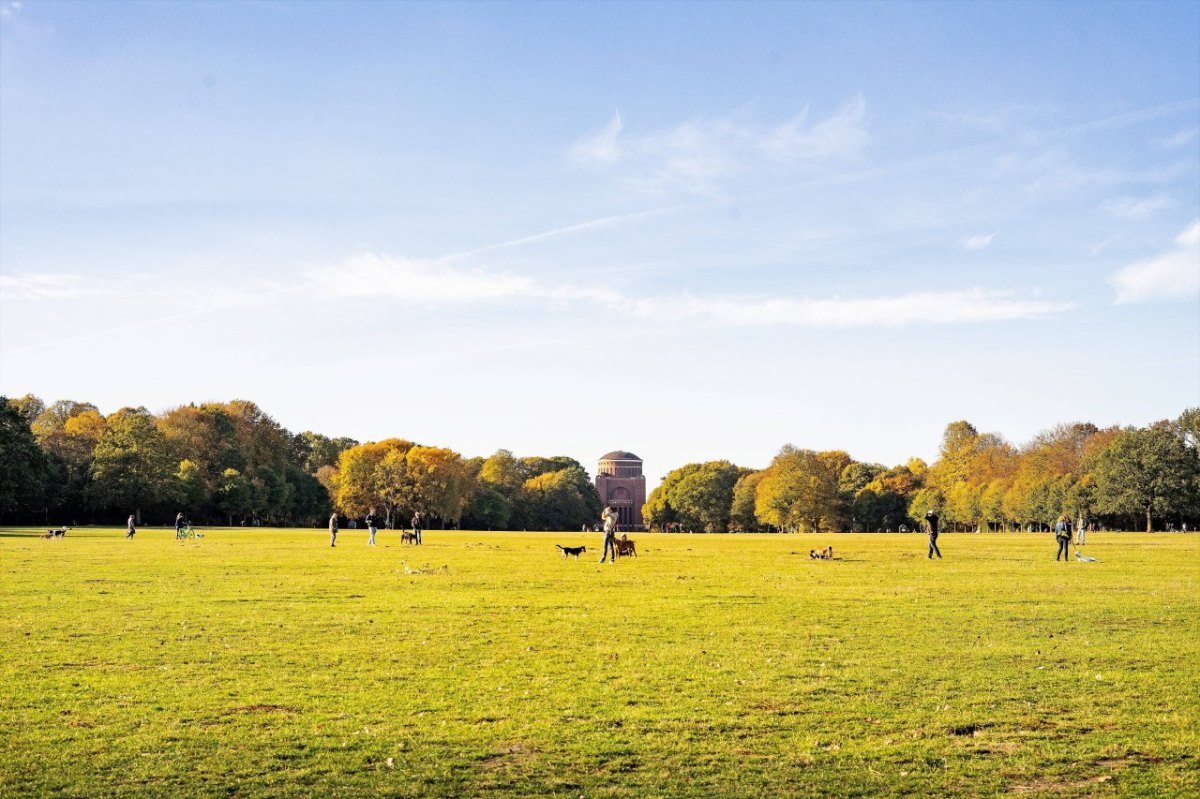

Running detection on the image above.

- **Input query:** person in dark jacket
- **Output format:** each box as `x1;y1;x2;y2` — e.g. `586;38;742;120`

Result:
925;509;942;559
411;511;422;545
175;512;185;540
1055;515;1072;561
365;509;378;547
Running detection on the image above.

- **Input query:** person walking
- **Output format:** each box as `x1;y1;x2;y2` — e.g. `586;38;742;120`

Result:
126;514;136;540
598;506;618;563
1054;515;1072;561
925;509;942;559
365;508;378;547
411;511;422;545
329;512;339;548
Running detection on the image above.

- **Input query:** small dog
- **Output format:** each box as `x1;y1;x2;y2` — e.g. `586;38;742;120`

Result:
556;545;587;559
400;531;417;545
43;528;68;539
1075;551;1097;562
809;545;833;560
615;538;637;558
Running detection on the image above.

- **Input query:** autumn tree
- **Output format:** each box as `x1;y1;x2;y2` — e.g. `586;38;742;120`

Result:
755;446;845;532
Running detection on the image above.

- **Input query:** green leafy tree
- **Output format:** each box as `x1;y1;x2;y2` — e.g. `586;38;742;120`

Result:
89;407;179;522
728;470;765;532
1092;427;1199;531
0;397;52;521
516;467;600;531
216;468;253;524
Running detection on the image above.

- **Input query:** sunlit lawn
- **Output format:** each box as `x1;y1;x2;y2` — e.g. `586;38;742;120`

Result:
1;527;1197;798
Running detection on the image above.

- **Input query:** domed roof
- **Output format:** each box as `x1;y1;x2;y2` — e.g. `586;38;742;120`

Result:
599;450;642;461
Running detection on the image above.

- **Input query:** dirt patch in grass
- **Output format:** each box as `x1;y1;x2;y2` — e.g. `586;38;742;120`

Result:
1007;774;1115;795
478;743;540;772
219;704;299;716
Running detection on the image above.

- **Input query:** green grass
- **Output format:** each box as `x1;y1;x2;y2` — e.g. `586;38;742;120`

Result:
1;528;1197;798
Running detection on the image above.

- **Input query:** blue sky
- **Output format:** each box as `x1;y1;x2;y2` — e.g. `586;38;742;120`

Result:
1;0;1198;486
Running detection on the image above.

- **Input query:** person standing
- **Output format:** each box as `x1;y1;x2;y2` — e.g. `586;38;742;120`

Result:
411;511;422;545
598;506;618;564
365;508;378;547
1054;515;1072;561
175;512;185;540
1075;515;1087;546
925;509;942;559
329;512;339;548
126;514;136;540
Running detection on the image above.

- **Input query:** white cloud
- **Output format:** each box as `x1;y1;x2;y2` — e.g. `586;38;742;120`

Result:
963;233;996;251
305;253;541;303
304;253;1062;327
1111;220;1200;303
0;272;109;299
0;1;22;20
626;289;1067;327
570;96;869;195
1103;194;1174;219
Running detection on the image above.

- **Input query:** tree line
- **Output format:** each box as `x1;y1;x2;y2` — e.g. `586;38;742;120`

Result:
1;394;1196;532
643;411;1199;533
0;395;600;530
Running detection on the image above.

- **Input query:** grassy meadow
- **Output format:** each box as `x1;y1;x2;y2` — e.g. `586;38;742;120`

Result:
1;527;1197;798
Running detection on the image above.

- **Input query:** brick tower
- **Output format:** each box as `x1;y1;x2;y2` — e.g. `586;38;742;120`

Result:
595;451;646;531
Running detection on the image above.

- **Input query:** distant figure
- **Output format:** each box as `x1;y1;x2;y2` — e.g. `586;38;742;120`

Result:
1075;516;1087;546
925;510;942;559
175;512;185;540
329;512;339;547
411;511;422;545
1054;515;1072;562
598;506;618;563
126;514;136;540
365;508;378;547
1075;551;1098;562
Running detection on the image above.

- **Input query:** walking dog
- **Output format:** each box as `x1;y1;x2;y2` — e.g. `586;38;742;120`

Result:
614;536;637;558
400;530;418;545
556;545;587;559
809;545;833;560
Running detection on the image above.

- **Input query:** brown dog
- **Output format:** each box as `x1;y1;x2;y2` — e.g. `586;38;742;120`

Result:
400;531;418;545
615;538;637;558
809;545;833;560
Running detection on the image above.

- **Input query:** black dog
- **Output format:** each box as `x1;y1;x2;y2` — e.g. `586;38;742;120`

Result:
556;545;587;559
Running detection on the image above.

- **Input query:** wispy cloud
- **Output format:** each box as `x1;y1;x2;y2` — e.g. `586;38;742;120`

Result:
443;205;685;262
625;289;1066;327
1103;194;1174;219
1111;220;1200;303
0;1;22;21
0;272;110;299
570;95;869;196
304;253;1065;327
571;111;624;164
963;233;996;251
1161;127;1199;148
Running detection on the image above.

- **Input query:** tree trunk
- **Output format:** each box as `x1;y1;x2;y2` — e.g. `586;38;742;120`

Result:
1146;505;1153;533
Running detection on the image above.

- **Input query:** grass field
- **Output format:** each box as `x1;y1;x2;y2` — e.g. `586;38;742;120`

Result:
1;527;1197;798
